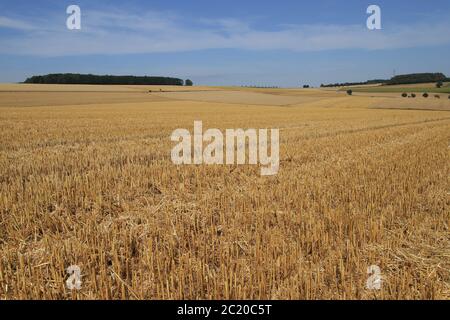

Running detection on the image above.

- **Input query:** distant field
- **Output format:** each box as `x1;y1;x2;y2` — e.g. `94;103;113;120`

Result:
343;82;450;94
0;83;217;93
0;84;220;108
0;84;449;300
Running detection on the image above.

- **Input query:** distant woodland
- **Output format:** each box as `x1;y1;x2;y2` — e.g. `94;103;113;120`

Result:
387;73;447;85
24;73;188;86
320;73;448;88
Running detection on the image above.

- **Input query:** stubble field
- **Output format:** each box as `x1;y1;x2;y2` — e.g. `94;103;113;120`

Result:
0;84;449;299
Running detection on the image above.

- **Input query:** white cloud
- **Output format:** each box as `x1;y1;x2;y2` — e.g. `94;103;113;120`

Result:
0;16;36;31
1;10;450;56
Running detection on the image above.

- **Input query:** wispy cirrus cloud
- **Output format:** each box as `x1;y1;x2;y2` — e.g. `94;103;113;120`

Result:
1;9;450;56
0;16;37;31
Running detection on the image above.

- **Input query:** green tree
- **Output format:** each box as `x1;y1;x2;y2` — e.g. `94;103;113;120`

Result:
185;79;193;86
388;73;446;85
24;73;184;86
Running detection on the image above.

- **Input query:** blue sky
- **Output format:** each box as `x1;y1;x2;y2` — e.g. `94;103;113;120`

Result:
1;0;450;86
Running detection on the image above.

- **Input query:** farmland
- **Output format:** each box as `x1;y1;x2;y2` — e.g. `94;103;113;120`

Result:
0;84;449;299
343;82;450;94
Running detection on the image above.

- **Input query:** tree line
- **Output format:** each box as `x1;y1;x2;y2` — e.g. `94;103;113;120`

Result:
241;85;280;88
320;73;448;88
387;73;447;85
320;79;387;88
24;73;192;86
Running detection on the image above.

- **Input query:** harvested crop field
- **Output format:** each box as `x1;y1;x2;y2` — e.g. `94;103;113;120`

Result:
0;84;449;300
152;90;333;106
345;82;450;94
